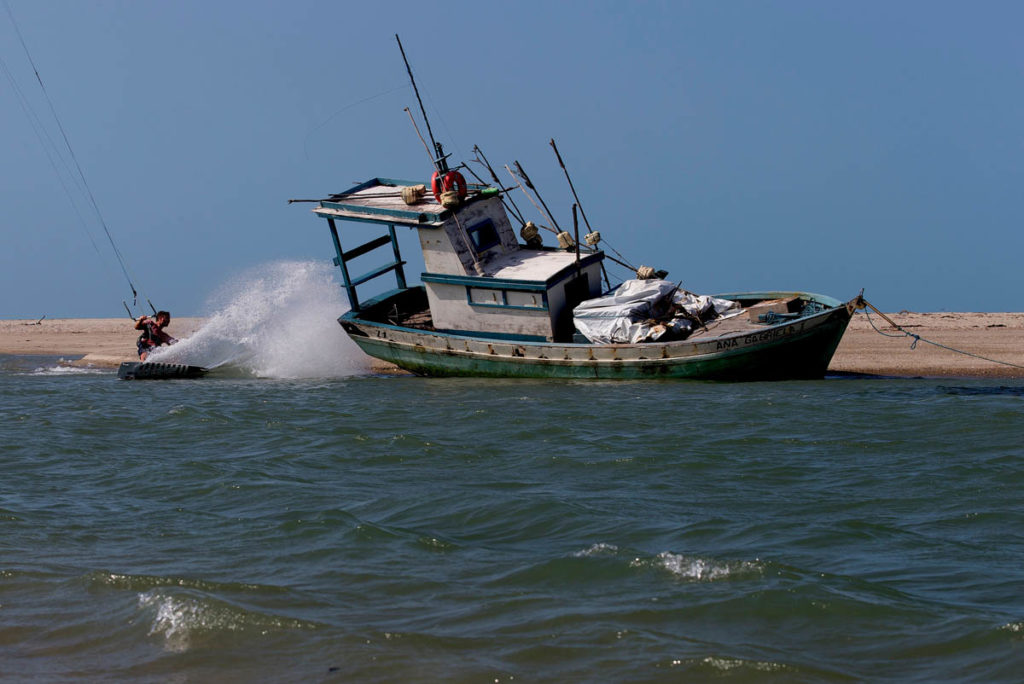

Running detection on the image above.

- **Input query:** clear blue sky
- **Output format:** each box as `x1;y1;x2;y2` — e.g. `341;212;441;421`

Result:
2;0;1021;317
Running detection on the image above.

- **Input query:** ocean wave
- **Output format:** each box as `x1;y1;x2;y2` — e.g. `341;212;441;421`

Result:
633;552;765;582
87;570;288;595
659;655;795;676
136;589;319;653
1000;621;1024;636
416;535;457;552
572;542;619;557
29;363;107;376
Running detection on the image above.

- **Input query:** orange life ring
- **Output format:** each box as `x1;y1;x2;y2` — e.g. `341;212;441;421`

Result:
431;170;468;203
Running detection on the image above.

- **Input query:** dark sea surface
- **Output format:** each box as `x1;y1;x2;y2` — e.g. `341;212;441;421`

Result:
3;354;1024;682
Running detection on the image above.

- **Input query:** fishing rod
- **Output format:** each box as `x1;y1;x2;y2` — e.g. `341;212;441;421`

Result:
404;107;439;169
549;138;594;234
395;36;483;270
288;193;436;204
459;162;493;192
572;204;580;264
465;157;524;226
503;164;559;235
457;161;528;225
288;177;508;206
454;165;506;191
395;33;449;174
547;137;639;273
471;144;527;225
512;161;561;232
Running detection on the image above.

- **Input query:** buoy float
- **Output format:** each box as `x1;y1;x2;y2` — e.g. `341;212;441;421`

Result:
431;170;467;204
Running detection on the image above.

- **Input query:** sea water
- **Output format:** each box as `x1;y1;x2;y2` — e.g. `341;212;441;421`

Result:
2;264;1023;682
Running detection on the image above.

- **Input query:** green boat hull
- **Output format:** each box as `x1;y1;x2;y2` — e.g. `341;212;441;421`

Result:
340;291;857;381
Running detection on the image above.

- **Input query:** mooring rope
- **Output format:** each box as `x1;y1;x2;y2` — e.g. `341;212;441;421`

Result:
861;302;1024;371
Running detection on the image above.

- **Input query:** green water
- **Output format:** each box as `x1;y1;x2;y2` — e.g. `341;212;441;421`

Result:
2;357;1023;681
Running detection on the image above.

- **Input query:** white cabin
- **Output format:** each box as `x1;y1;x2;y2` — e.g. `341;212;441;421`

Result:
312;178;604;342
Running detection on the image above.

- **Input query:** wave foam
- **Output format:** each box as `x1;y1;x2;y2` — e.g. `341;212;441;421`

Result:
137;589;316;653
697;656;788;673
1001;621;1024;635
28;362;106;376
631;552;763;582
573;543;619;557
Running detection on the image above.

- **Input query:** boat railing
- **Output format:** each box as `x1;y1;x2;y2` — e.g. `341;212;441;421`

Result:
326;218;407;312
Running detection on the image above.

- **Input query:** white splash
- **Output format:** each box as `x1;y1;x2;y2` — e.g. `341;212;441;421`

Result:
136;590;313;653
137;591;210;653
147;261;371;379
631;551;761;582
29;363;106;376
1001;622;1024;635
699;657;787;673
573;543;619;557
656;552;734;581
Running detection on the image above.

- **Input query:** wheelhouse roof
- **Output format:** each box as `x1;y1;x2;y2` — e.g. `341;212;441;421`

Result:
312;177;485;228
480;248;604;283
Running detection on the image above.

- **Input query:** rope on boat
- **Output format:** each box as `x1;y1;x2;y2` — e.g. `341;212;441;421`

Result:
860;299;1024;371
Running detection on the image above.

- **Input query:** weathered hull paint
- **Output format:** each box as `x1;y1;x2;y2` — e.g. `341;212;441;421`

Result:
340;294;857;381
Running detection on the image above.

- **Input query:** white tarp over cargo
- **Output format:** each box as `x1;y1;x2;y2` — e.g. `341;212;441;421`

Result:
572;279;742;344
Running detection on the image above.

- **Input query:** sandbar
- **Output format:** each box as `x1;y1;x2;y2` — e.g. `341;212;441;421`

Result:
830;311;1024;378
0;317;204;368
1;313;1023;378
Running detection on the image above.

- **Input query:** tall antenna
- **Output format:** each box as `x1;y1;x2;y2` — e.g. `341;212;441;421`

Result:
395;34;448;173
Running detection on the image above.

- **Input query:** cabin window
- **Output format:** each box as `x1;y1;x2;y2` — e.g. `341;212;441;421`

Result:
467;219;500;251
467;287;548;310
469;288;504;305
505;291;543;308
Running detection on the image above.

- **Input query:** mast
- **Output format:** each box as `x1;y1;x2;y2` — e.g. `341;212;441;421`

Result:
395;34;449;173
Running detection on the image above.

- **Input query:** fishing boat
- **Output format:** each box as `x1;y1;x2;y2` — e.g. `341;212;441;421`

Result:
301;177;860;380
298;37;860;381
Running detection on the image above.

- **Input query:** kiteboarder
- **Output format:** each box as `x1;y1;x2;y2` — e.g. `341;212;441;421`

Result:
135;311;177;361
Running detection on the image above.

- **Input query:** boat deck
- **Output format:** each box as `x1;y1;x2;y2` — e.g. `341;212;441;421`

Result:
687;310;805;339
687;314;771;339
370;289;825;343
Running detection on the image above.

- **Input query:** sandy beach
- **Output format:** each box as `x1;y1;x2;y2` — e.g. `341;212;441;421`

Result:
2;312;1023;377
0;317;206;368
830;311;1024;378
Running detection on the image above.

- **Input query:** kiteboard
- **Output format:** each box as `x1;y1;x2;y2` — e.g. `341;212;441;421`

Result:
117;362;208;380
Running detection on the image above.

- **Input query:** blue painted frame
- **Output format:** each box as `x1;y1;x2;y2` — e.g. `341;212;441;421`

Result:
327;217;407;312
